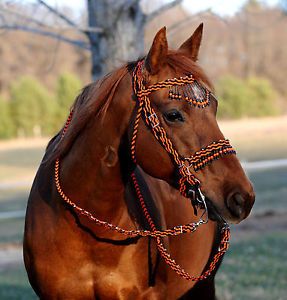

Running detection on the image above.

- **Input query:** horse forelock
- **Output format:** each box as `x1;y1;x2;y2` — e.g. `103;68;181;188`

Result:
166;51;214;92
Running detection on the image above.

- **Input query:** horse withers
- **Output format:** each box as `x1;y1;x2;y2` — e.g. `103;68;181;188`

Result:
24;24;255;299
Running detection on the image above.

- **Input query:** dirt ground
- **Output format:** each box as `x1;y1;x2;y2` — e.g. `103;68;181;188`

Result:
0;137;48;151
218;115;287;137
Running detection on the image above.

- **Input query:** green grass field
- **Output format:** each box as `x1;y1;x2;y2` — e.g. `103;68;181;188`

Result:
217;232;287;300
0;119;286;300
0;147;44;181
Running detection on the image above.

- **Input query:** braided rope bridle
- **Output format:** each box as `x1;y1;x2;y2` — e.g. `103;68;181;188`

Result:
131;61;236;198
54;60;236;281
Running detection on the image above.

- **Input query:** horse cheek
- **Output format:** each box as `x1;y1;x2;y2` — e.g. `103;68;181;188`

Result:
135;120;174;182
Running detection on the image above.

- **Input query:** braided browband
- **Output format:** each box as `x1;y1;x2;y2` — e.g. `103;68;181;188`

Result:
137;75;195;98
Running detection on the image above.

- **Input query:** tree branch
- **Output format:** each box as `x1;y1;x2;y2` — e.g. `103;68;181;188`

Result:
0;25;91;50
0;5;49;28
168;10;229;35
113;0;144;28
124;0;139;10
146;0;183;23
37;0;80;29
37;0;103;34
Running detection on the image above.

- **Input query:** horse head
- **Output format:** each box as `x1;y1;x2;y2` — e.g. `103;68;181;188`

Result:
131;25;255;224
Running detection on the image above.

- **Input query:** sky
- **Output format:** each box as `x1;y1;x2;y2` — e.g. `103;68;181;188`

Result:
182;0;280;15
42;0;281;16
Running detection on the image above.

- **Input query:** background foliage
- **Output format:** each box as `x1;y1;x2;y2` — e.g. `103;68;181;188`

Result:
0;73;82;139
0;97;14;139
216;76;279;119
0;72;281;139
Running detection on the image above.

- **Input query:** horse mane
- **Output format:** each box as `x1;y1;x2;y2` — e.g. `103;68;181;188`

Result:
45;51;213;163
45;66;129;162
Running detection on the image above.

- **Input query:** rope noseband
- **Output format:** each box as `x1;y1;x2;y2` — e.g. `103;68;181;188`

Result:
54;60;236;282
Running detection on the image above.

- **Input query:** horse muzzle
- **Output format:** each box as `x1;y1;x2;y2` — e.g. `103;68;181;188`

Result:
196;186;255;224
225;190;255;223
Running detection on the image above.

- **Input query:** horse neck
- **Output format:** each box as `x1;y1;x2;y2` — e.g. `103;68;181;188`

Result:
60;73;134;219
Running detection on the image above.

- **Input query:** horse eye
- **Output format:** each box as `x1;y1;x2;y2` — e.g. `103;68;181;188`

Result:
164;109;185;123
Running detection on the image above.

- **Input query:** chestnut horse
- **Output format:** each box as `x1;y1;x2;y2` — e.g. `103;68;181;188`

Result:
24;24;255;299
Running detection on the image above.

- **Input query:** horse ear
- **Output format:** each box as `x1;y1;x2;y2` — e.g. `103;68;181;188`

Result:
178;23;203;61
145;27;168;75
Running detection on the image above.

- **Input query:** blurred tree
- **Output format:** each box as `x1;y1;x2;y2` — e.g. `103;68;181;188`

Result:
246;77;279;117
0;97;14;139
244;0;262;11
10;76;56;137
86;0;145;79
217;76;250;119
217;75;279;119
85;0;184;78
56;72;82;125
0;0;183;79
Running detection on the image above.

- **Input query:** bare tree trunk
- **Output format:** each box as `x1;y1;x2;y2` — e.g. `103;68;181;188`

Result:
87;0;146;79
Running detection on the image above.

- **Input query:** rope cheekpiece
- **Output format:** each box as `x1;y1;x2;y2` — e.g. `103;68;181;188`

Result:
54;60;235;282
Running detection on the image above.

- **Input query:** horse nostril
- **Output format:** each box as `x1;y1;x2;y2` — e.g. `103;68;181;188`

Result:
226;193;245;219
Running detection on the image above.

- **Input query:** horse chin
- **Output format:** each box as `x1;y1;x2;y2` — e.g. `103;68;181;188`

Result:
205;198;226;223
205;197;244;225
